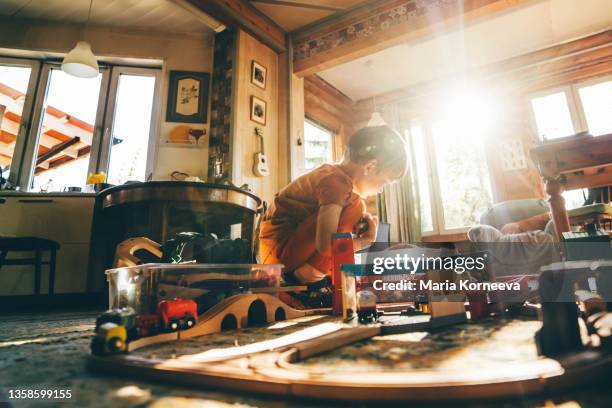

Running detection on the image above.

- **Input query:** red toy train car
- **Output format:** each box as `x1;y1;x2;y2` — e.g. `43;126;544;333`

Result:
157;298;198;331
135;314;161;337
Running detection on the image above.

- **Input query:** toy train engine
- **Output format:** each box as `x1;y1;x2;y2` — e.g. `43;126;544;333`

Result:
95;307;138;340
135;314;161;337
91;323;128;355
157;298;198;331
357;290;378;322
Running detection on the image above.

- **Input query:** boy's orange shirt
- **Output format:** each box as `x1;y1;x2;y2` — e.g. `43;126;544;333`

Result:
269;164;356;223
259;164;363;268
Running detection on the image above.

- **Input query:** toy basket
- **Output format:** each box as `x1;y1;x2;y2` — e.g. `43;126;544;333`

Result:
106;263;282;314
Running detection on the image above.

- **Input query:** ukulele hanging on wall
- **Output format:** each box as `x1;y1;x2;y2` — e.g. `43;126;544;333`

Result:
253;127;269;177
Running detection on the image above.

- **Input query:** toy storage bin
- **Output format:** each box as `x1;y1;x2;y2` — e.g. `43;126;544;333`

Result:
106;263;283;314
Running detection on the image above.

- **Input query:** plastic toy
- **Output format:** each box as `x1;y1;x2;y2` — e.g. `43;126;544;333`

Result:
91;298;198;355
157;298;198;331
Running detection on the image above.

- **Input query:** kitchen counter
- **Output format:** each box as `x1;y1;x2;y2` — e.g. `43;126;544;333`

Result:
0;191;96;198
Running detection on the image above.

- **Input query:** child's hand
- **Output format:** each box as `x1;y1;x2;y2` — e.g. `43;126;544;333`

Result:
360;213;378;242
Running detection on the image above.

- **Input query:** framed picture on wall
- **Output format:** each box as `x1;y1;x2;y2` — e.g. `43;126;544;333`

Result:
166;70;210;123
250;96;267;125
251;60;267;89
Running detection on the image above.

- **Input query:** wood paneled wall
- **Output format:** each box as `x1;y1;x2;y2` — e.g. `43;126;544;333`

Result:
232;29;280;204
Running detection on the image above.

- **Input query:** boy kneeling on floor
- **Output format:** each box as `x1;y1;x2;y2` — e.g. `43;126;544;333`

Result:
258;125;408;308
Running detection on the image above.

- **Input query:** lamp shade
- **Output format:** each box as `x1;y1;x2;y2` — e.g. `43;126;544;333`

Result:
367;111;387;127
61;41;99;78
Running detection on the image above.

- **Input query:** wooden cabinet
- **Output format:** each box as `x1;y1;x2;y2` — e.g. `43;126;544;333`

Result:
0;194;95;295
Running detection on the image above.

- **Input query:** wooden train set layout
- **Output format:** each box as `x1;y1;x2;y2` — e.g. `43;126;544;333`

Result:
88;291;612;403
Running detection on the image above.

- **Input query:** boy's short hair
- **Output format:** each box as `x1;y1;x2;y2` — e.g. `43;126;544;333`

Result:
346;125;408;178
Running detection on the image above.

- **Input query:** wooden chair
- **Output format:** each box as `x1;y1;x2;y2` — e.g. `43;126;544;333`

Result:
0;237;60;295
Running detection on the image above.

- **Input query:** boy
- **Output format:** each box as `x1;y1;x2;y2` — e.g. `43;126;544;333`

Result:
258;125;408;288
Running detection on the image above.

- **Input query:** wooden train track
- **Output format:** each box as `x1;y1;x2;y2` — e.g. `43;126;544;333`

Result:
88;297;612;402
89;323;611;402
126;293;322;351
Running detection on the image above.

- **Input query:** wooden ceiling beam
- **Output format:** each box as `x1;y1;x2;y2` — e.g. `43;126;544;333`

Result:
353;29;612;108
291;0;535;77
251;0;344;12
169;0;226;32
187;0;287;52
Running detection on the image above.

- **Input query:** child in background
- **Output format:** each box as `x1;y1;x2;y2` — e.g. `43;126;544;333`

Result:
258;126;408;303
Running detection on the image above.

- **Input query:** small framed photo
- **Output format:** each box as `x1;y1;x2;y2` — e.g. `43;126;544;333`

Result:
251;60;267;89
250;96;267;125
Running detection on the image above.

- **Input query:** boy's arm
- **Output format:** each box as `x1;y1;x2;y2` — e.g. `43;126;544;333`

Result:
315;205;378;256
315;204;343;257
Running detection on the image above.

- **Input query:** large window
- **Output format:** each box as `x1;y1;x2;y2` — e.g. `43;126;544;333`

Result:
529;77;612;140
408;116;493;235
0;57;160;192
529;77;612;207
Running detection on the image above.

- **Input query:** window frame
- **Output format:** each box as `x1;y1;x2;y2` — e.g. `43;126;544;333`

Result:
528;75;612;141
96;65;162;180
1;56;41;188
22;61;111;191
527;85;581;140
1;56;162;191
296;117;335;178
573;74;612;136
406;116;493;236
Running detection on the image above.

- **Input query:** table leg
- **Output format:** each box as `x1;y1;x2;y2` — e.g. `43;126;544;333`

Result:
49;249;56;295
546;177;570;240
34;250;42;295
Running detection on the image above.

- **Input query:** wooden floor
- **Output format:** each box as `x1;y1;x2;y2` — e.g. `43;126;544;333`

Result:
0;309;610;407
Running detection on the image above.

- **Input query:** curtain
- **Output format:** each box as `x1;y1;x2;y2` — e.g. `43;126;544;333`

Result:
375;103;422;243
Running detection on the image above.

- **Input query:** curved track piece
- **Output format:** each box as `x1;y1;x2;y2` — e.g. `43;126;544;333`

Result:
127;293;307;351
90;321;612;403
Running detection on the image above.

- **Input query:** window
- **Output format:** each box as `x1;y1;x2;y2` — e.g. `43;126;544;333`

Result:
529;77;612;209
103;68;159;185
297;119;334;177
530;91;576;140
408;117;493;235
529;77;612;140
0;59;39;184
578;79;612;136
31;67;103;192
0;57;160;192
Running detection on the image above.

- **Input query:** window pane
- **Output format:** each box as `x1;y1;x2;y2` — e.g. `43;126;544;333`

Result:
578;80;612;136
432;121;493;230
303;120;333;172
106;74;156;185
563;188;587;210
408;125;434;233
530;92;575;140
0;65;32;178
32;69;101;192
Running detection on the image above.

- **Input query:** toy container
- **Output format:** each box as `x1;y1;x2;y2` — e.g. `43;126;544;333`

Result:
106;263;283;314
340;264;363;321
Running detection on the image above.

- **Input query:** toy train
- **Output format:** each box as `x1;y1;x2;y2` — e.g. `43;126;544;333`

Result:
357;290;378;322
91;298;198;355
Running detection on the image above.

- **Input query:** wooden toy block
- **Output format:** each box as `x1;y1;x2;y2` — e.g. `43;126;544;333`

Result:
331;233;354;316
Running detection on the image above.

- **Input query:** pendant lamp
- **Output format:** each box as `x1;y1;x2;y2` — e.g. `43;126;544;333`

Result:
62;0;98;78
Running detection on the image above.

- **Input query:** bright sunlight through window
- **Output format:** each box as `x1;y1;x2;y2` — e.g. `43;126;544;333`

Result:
578;80;612;136
530;92;575;140
303;120;333;173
